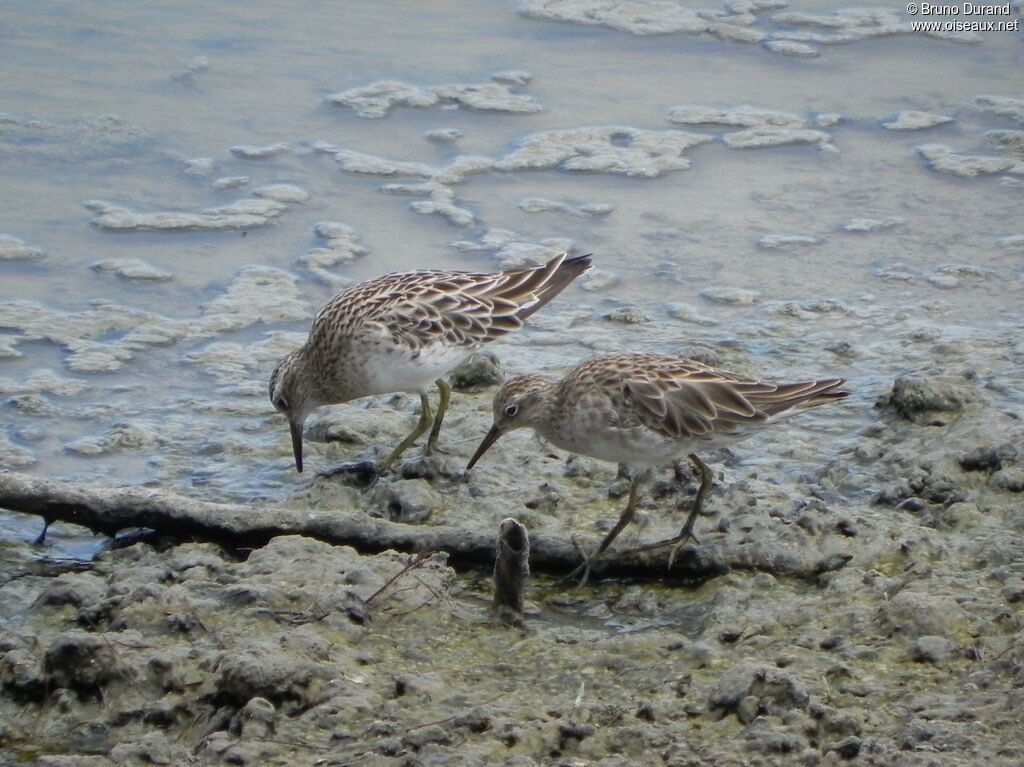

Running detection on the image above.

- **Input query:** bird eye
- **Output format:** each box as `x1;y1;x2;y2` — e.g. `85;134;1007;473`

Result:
274;397;289;411
503;403;519;417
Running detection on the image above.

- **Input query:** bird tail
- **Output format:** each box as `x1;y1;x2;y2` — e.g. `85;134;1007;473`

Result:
507;252;593;322
756;378;849;418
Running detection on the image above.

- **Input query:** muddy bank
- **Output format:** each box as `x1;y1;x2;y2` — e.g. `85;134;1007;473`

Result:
2;363;1023;766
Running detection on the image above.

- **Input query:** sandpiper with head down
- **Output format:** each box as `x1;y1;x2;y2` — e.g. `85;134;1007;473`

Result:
467;353;848;580
269;252;592;474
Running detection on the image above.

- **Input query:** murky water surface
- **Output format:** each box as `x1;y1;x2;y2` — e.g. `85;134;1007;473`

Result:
2;0;1022;554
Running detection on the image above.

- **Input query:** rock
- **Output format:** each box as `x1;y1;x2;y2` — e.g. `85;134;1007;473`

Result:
737;694;760;724
233;696;277;739
558;720;595;748
579;269;619;292
44;631;125;696
911;635;959;663
603;306;651;323
394;672;446;698
453;708;491;734
403;724;452;749
398;454;458;481
995;470;1024;493
885;375;977;422
740;716;809;754
809;701;862;745
371;478;440;523
959;443;1017;472
108;732;176;765
216;641;320;710
1;648;46;701
38;572;107;608
827;735;862;758
665;302;719;325
448;352;503;391
899;716;987;751
882;590;969;639
708;662;809;717
1001;581;1024;603
700;286;761;305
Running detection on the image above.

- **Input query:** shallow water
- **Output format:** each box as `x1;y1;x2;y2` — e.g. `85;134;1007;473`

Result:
2;0;1022;554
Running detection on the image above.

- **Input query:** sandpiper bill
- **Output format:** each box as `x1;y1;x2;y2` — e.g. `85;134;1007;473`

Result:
467;353;848;580
270;252;592;474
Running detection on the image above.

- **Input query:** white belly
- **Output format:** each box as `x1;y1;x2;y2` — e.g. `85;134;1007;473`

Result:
352;341;471;396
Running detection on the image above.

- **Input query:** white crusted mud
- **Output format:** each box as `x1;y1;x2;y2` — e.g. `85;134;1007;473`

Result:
495;126;711;177
299;222;369;286
520;0;978;55
326;75;542;118
90;259;173;283
841;216;904;232
86;197;288;232
0;234;45;261
974;95;1024;123
517;197;614;217
0;267;308;372
667;105;835;149
882;111;955;131
917;144;1024;178
451;229;576;268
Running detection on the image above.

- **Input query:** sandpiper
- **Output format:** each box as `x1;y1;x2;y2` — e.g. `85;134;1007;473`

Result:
467;353;848;578
269;252;592;473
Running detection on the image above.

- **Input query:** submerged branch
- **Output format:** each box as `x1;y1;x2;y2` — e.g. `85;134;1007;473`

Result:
0;471;848;582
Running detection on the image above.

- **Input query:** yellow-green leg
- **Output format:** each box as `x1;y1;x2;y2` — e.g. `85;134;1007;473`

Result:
594;470;645;559
425;378;451;455
667;453;714;567
565;468;650;586
625;454;714;565
381;392;433;469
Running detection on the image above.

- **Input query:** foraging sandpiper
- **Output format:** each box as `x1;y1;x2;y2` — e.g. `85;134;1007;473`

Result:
270;252;592;473
467;353;848;579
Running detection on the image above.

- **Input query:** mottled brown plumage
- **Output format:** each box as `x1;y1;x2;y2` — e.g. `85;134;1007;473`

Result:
468;353;848;579
270;252;592;472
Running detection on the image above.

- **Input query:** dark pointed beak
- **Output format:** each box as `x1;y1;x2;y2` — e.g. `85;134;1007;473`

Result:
467;424;503;471
290;420;304;473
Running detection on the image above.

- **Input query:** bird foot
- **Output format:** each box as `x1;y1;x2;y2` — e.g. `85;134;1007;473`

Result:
626;524;700;568
666;526;699;570
318;460;384;489
559;536;604;588
423;439;451;458
34;521;51;546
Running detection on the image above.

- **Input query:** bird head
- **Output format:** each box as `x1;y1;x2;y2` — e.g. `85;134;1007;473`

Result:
269;349;316;473
466;374;554;470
